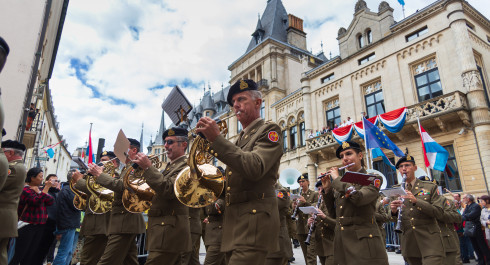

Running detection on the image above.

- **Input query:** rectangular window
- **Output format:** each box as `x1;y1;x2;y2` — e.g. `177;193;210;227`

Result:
365;90;385;117
373;158;398;188
477;66;490;108
358;53;375;65
299;122;306;147
237;120;243;133
321;73;335;84
260;101;265;119
415;68;443;102
282;130;288;151
466;22;475;30
430;145;462;192
406;26;428;42
326;107;341;129
289;126;297;149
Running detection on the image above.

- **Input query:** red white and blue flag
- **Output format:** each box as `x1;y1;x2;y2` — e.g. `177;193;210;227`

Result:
378;107;407;133
419;123;448;171
332;125;354;144
86;125;94;164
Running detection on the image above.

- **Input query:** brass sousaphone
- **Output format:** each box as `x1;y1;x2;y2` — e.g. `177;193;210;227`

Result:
174;121;227;208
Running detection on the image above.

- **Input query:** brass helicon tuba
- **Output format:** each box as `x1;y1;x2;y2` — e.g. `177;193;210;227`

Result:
174;120;227;208
86;161;116;214
122;155;162;213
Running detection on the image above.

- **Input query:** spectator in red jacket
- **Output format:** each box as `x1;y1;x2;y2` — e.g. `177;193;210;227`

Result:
9;168;54;265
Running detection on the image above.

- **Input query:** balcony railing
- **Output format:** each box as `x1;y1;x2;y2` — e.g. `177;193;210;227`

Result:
306;91;468;153
257;79;269;89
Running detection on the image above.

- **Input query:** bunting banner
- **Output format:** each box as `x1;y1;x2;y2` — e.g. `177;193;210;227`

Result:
378;107;407;133
354;116;378;139
331;124;354;144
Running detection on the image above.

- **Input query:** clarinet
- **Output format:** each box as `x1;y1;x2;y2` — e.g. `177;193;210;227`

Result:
394;174;407;233
291;190;302;220
305;194;323;245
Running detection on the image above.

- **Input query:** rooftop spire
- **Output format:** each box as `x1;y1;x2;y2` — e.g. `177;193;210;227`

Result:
139;123;144;152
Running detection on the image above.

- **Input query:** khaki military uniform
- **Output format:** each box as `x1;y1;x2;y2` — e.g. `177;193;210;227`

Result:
203;198;226;265
143;155;192;265
295;189;319;265
0;99;8;191
375;196;390;247
96;167;146;265
0;159;26;265
317;202;336;265
436;197;462;265
209;118;283;265
265;185;293;265
74;179;111;265
181;207;202;265
392;178;445;265
323;167;389;265
314;195;326;265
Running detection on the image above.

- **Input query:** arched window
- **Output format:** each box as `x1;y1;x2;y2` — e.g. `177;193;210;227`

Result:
358;34;364;48
367;29;372;44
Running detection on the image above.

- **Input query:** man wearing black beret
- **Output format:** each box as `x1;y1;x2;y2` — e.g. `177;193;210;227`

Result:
0;140;27;264
133;127;192;265
85;139;145;265
195;79;284;264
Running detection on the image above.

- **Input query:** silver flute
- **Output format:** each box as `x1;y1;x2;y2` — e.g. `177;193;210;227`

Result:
394;174;407;233
317;162;355;179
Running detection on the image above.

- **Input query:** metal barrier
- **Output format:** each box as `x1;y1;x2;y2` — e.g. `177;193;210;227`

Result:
385;221;400;248
136;233;148;264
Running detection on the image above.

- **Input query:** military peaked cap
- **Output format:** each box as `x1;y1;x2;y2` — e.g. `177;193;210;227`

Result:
226;79;258;106
162;127;188;140
395;148;416;169
336;141;362;159
1;140;26;152
99;150;116;160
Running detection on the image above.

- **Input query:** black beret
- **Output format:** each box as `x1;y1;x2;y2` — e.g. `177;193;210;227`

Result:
127;138;140;148
315;180;322;188
162;127;188;140
0;37;9;55
395;149;416;169
336;141;362;159
99;151;116;160
2;129;5;137
226;79;258;106
297;175;308;183
1;140;26;152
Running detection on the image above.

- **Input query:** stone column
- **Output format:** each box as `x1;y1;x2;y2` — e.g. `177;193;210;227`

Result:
307;160;318;189
270;47;278;88
448;1;490;190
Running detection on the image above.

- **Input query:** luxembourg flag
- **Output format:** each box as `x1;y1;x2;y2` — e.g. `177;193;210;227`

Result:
418;122;448;171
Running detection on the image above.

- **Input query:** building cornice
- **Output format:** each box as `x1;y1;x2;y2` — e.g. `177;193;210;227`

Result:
390;0;445;34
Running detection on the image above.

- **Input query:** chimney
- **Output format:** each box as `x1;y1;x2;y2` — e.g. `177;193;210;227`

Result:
287;14;307;50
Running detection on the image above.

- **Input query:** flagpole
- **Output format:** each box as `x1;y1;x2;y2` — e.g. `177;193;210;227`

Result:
415;110;432;180
362;115;371;170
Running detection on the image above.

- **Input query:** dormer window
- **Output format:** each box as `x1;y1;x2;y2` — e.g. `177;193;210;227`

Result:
367;29;372;44
358;34;365;48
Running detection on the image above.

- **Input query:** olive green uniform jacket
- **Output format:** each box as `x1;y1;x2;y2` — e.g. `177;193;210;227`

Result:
204;198;225;247
74;179;111;236
267;185;293;259
375;197;390;246
296;189;319;235
391;178;445;258
323;167;389;265
143;155;192;253
436;197;461;264
96;168;146;235
317;201;336;259
209;119;283;253
0;149;9;191
0;159;26;238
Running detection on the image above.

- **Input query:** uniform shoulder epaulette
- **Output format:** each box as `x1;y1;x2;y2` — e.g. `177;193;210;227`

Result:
392;183;402;188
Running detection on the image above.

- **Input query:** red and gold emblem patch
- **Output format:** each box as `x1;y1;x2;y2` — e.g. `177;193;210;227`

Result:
277;192;284;198
373;179;381;189
268;131;279;142
8;169;11;175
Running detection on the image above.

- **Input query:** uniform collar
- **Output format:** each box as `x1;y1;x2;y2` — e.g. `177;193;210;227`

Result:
242;117;262;135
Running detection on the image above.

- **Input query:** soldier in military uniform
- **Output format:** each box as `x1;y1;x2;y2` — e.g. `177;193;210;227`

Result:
265;183;293;265
195;79;283;265
375;195;390;247
0;140;26;265
133;128;192;265
390;152;445;265
0;37;11;192
310;180;336;265
294;175;319;265
203;194;226;265
86;139;146;265
181;208;202;265
74;151;117;265
320;141;389;265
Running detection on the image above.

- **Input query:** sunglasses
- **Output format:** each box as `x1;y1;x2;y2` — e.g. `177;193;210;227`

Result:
163;140;184;145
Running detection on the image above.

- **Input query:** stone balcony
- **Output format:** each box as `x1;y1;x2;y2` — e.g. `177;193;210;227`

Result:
306;91;470;158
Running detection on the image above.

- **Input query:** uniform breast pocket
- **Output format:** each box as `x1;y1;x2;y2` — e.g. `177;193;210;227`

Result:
355;228;384;258
238;203;271;245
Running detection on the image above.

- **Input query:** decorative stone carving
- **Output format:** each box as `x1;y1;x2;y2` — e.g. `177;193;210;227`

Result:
363;79;382;95
325;97;339;110
355;0;367;13
462;70;483;92
338;27;347;37
378;1;390;12
412;58;437;75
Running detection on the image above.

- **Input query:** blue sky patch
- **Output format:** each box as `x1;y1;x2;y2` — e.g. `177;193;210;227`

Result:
129;26;140;40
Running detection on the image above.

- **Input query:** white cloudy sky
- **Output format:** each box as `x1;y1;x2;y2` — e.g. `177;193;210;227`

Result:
51;0;489;153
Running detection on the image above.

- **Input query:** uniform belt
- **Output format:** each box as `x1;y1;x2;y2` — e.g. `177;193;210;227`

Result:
207;216;223;222
404;218;437;227
147;208;187;217
338;216;374;226
226;190;275;205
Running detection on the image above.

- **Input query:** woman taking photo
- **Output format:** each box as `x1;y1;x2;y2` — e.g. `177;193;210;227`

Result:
9;168;54;265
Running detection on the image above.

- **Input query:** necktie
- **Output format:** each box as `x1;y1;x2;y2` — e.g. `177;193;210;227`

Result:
406;183;412;191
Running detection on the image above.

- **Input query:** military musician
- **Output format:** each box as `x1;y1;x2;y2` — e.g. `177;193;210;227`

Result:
195;79;283;265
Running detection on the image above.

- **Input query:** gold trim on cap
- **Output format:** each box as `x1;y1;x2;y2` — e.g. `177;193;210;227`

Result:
240;80;248;90
342;141;350;149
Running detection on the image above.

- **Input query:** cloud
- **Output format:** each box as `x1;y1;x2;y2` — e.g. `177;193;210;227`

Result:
50;0;489;153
